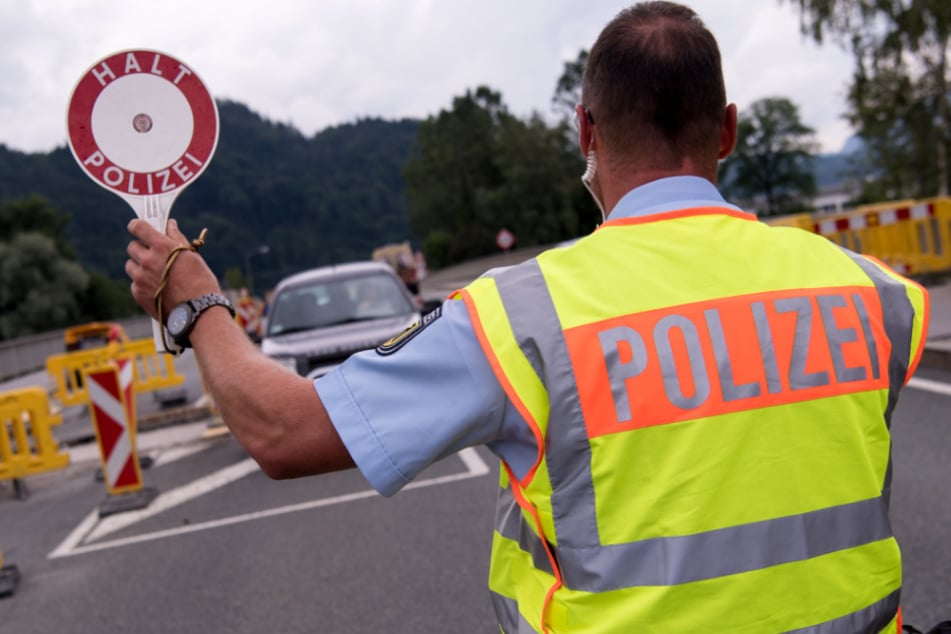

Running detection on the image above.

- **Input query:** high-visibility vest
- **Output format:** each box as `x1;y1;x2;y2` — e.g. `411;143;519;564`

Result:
453;207;929;634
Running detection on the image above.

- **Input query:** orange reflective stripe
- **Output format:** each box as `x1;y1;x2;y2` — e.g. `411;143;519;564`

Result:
566;286;890;439
454;289;546;485
503;462;562;634
597;205;758;229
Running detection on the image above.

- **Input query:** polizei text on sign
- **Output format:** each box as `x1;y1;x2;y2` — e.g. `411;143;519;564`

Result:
66;50;218;198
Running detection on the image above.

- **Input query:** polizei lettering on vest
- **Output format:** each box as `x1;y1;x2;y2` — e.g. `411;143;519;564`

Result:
569;287;888;437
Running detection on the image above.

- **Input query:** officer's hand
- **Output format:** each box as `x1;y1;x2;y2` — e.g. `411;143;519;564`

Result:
126;218;222;321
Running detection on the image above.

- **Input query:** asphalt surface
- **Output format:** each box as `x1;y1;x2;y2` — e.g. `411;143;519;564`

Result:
1;251;950;632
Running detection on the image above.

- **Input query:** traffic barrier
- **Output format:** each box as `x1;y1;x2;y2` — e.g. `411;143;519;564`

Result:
85;360;158;516
0;387;70;499
235;295;264;339
766;196;951;278
46;338;185;408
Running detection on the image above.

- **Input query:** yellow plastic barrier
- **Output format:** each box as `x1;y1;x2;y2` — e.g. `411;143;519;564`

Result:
46;338;185;407
765;196;951;278
762;212;814;231
0;387;70;487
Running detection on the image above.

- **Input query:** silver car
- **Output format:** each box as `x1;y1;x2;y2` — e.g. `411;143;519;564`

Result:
261;261;421;379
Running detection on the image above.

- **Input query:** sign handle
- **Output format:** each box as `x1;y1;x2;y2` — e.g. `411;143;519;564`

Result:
127;193;183;354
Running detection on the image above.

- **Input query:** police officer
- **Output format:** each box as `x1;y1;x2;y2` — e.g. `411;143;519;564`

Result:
126;2;929;632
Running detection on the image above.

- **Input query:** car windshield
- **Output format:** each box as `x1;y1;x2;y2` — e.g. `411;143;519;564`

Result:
267;271;414;336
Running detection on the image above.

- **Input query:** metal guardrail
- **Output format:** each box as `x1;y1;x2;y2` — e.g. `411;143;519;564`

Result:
0;317;152;383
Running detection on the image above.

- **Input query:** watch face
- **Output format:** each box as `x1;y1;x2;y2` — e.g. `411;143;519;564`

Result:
167;304;191;336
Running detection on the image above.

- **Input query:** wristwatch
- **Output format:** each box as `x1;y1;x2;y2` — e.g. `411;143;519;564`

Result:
166;293;236;349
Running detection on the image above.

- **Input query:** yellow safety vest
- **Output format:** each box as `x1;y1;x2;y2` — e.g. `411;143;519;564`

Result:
453;207;929;633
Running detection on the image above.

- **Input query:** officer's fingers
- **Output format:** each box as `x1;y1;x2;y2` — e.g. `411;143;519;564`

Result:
127;239;148;266
128;277;159;320
127;218;163;245
166;218;189;244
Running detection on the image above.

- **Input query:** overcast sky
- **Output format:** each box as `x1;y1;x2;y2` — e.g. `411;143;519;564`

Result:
1;1;857;156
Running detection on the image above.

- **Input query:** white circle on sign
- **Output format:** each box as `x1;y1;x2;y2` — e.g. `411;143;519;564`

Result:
91;73;194;173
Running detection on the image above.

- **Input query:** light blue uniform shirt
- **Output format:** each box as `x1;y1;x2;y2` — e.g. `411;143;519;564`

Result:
315;176;742;496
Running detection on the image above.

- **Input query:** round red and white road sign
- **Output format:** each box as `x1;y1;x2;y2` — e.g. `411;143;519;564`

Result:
496;228;515;251
66;49;218;198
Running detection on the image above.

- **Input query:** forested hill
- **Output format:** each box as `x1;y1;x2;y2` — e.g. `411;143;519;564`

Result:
0;101;420;287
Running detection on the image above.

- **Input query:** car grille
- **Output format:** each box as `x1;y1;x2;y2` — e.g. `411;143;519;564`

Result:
302;337;388;377
304;352;355;376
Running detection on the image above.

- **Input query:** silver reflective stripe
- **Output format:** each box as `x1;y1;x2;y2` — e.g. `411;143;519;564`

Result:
496;484;553;575
839;250;915;427
553;496;892;591
852;293;881;380
488;253;901;594
784;588;900;634
493;259;601;551
839;250;916;506
492;591;540;634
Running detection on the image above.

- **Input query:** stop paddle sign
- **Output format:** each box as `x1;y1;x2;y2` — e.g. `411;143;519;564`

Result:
66;49;219;353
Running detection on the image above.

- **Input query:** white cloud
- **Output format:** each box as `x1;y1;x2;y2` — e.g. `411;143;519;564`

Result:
1;0;855;154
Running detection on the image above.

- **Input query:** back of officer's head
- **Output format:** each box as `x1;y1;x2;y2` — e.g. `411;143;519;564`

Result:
582;2;726;170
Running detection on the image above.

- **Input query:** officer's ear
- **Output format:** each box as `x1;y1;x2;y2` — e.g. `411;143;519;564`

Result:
718;103;738;160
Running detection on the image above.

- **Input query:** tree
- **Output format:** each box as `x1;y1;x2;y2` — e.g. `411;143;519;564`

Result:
783;0;951;196
719;97;819;215
0;232;88;339
77;270;140;322
552;50;589;122
404;87;595;268
404;87;511;265
845;60;938;201
0;194;75;257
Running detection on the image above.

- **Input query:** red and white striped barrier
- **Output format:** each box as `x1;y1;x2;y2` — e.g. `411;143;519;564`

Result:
814;202;935;235
85;359;143;495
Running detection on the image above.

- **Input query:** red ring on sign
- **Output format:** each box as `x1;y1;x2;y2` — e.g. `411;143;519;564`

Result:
66;49;218;196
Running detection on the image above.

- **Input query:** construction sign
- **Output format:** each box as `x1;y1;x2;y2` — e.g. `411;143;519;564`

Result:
85;359;144;495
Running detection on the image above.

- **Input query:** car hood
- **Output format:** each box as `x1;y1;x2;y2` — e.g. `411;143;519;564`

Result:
261;313;418;360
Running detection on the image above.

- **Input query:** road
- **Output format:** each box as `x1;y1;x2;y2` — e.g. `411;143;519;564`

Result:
1;252;950;632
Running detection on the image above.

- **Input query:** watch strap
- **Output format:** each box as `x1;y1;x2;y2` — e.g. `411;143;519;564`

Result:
190;293;236;319
174;293;236;348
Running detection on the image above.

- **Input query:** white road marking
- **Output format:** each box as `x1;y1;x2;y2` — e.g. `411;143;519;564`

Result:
48;447;490;559
150;441;217;467
85;457;262;543
47;509;100;559
907;376;951;396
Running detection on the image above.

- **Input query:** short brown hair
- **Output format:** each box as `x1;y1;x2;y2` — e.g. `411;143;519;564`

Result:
581;2;726;167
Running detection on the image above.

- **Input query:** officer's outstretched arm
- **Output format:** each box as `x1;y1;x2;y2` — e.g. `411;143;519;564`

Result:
126;218;354;479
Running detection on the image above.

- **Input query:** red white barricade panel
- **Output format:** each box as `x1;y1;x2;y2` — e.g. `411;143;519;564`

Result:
86;359;143;494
